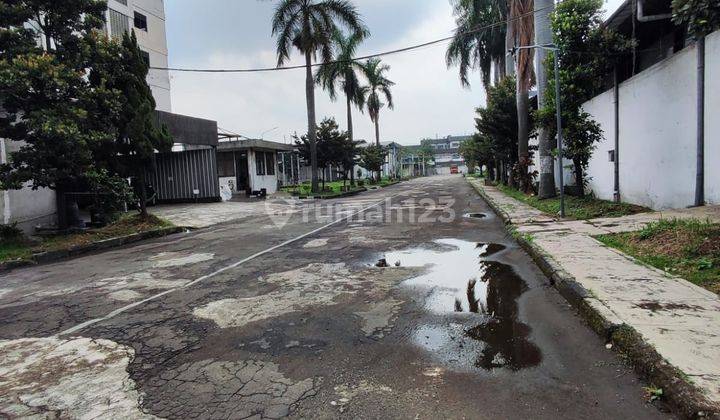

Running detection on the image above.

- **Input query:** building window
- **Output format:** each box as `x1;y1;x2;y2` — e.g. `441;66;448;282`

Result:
114;0;128;5
256;152;266;175
217;153;235;177
109;9;129;38
265;152;275;175
134;11;148;31
139;50;150;67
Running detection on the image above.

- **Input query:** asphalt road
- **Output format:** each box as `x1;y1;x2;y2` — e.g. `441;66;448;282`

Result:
0;176;671;419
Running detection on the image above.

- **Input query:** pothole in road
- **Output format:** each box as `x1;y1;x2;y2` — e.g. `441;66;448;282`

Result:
463;212;488;219
381;238;541;371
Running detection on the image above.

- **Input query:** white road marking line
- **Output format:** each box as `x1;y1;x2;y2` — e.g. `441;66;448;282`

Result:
57;193;400;337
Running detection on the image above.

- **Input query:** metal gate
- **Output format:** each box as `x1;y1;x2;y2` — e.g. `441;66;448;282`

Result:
149;148;220;203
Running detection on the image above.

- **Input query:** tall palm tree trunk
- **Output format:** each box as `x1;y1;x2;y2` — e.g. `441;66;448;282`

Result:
535;0;556;198
505;21;515;77
374;116;380;147
517;78;530;191
511;0;534;192
374;116;381;181
305;51;319;193
346;94;356;187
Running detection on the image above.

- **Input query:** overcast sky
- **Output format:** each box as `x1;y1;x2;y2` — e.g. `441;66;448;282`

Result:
165;0;625;146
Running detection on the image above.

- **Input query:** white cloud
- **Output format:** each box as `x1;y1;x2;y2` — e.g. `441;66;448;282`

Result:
169;2;486;145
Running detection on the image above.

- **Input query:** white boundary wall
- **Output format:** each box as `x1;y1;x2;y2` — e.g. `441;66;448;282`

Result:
583;30;719;210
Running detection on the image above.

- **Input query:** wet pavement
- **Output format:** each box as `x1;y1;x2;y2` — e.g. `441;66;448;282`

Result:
0;176;671;419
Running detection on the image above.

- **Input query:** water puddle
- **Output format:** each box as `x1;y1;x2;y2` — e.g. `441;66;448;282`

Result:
382;238;541;371
479;243;506;257
463;212;487;219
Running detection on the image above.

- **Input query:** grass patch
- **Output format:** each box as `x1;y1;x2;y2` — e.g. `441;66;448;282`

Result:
596;218;720;294
0;241;33;262
495;183;649;220
0;213;174;264
281;178;398;197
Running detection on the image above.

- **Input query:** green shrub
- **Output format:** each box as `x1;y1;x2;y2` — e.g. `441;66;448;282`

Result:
0;223;23;243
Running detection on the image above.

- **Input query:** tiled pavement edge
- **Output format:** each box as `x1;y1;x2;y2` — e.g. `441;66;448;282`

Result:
467;177;720;418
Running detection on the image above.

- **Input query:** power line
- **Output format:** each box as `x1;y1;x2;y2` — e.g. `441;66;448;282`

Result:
150;4;556;73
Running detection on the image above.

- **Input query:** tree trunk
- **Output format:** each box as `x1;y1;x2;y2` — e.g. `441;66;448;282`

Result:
55;188;67;230
505;20;516;77
516;80;530;192
374;116;381;181
139;170;148;216
346;94;356;187
573;158;585;199
305;51;319;193
535;0;556;198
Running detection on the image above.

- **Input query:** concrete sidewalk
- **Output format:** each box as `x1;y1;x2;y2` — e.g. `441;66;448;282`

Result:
468;178;720;416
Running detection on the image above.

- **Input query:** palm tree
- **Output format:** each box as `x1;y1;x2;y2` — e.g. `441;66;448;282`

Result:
271;0;366;193
363;58;394;147
446;0;508;91
316;29;368;186
534;0;556;198
362;58;394;181
510;0;534;191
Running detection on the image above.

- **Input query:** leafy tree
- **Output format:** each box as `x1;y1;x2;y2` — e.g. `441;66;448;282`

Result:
0;0;108;228
85;31;171;216
417;143;435;176
315;29;368;186
116;33;172;216
293;117;345;190
672;0;720;38
316;117;350;188
271;0;367;194
359;145;387;181
319;117;362;188
536;0;631;197
85;168;135;225
446;0;508;90
474;76;519;184
459;138;481;173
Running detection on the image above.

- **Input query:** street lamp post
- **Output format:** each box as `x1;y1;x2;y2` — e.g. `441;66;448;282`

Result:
261;127;279;140
553;51;565;217
512;44;565;217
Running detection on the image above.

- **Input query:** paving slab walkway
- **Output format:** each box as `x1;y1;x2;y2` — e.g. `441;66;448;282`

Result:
468;178;720;414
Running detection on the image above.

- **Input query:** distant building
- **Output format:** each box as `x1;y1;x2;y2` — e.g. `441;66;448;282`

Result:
421;135;471;175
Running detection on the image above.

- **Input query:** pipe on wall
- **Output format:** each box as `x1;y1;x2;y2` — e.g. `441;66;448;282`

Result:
0;138;10;224
695;36;705;206
613;66;621;203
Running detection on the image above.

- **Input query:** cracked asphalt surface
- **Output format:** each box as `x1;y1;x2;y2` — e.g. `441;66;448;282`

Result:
0;176;672;419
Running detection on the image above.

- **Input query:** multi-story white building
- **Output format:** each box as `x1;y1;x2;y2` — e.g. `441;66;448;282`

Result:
105;0;172;112
1;0;174;231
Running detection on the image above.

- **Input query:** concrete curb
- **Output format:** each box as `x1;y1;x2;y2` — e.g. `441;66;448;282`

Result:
0;226;186;273
467;179;719;419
